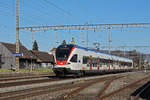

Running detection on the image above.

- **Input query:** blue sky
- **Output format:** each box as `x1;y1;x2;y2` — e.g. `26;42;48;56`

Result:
0;0;150;52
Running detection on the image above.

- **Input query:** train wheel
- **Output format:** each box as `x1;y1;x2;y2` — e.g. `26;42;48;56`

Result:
81;71;85;77
78;71;84;77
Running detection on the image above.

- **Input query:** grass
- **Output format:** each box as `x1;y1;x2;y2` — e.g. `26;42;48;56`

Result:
0;68;53;73
20;68;53;72
0;68;14;72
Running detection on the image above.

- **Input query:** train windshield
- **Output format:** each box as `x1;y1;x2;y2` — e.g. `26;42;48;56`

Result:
56;45;74;61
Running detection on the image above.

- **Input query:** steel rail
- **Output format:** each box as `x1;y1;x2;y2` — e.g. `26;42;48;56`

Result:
0;76;117;100
0;82;79;100
0;78;65;88
99;74;150;100
97;76;125;100
59;76;124;100
0;75;52;82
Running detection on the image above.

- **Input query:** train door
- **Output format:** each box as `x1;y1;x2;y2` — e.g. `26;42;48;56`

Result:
70;54;78;70
78;54;82;70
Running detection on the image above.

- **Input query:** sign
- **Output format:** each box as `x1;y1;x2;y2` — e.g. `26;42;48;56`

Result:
12;53;23;57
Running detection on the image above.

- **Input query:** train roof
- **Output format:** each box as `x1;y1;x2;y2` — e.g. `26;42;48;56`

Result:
58;44;133;63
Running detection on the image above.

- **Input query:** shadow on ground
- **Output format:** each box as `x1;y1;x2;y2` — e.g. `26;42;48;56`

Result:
131;81;150;100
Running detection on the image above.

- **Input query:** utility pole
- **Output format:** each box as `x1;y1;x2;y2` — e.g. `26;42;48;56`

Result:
139;53;142;70
31;30;34;45
80;30;84;45
54;30;59;44
31;30;34;72
107;26;111;54
16;0;20;72
86;28;88;48
86;22;88;48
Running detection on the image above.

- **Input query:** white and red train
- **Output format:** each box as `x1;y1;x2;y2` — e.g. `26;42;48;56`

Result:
53;44;133;76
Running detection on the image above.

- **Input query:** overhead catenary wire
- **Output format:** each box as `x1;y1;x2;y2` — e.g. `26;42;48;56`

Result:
0;0;72;27
0;1;15;16
38;0;65;16
20;16;43;26
20;0;65;25
43;0;72;16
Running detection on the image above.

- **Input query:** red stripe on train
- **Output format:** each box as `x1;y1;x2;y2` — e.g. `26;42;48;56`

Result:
57;60;67;65
56;46;76;65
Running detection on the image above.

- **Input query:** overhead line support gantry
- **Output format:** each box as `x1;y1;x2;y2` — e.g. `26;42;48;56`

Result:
19;23;150;31
19;23;150;50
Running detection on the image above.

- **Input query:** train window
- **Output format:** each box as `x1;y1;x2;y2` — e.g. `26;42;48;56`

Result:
87;64;90;67
100;59;104;65
83;56;89;64
116;61;120;65
126;62;132;67
70;54;77;62
129;63;132;67
92;58;97;67
56;45;74;61
130;63;132;66
121;62;127;66
101;59;108;65
110;60;113;65
121;62;124;66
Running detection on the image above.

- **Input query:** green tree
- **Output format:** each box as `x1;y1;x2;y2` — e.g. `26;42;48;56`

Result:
32;40;39;51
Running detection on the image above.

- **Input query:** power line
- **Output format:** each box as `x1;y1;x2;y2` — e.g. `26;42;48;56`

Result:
0;11;14;16
0;1;15;16
39;0;68;17
100;46;150;49
43;0;72;16
20;0;62;24
0;1;11;7
20;16;43;26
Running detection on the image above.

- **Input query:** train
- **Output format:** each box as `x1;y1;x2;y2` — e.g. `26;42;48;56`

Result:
53;44;133;77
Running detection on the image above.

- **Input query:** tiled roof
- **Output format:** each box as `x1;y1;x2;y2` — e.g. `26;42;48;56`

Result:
30;50;54;63
0;42;36;59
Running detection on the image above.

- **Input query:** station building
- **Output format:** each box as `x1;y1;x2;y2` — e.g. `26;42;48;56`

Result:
0;42;54;69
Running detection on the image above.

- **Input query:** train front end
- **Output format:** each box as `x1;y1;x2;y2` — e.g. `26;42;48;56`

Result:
53;44;75;76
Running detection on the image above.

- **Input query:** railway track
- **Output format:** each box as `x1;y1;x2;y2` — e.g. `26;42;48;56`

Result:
96;77;121;99
0;73;54;79
56;75;125;100
0;75;53;82
0;75;121;100
0;72;149;100
98;74;150;100
55;73;150;100
0;82;78;100
0;77;65;88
